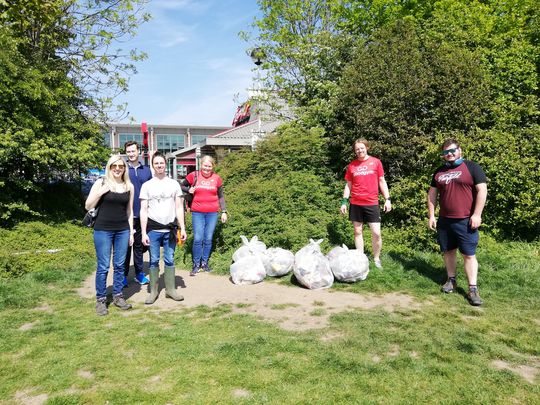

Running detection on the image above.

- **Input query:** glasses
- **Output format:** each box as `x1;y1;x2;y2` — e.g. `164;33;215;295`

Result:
110;164;125;169
441;148;458;156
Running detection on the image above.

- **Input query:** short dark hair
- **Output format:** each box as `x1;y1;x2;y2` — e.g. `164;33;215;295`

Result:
124;140;139;151
151;151;165;166
442;138;460;150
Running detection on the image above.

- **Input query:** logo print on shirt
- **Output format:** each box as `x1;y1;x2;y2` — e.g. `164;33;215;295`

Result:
438;171;462;185
353;165;374;176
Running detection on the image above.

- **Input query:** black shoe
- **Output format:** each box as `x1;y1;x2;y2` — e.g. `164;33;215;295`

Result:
200;261;212;273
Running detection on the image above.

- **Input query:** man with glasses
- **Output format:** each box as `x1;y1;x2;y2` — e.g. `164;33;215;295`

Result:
427;139;487;305
123;141;153;287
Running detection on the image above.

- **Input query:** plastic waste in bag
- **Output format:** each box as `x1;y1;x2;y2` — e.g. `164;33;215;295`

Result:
230;254;266;285
293;239;333;289
327;245;369;282
232;235;267;262
264;247;294;277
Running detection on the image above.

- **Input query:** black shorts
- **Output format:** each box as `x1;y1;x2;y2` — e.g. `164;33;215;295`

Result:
349;204;381;223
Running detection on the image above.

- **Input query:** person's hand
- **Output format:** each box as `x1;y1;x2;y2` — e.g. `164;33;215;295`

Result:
129;234;134;247
469;214;482;230
180;229;187;241
189;186;195;194
428;217;437;231
99;182;111;196
340;204;347;215
142;233;150;246
221;212;228;223
383;200;392;213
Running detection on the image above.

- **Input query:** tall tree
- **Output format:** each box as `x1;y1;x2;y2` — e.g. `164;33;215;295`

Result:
0;0;149;225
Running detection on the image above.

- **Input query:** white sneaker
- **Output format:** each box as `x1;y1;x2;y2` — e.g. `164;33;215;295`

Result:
374;259;382;269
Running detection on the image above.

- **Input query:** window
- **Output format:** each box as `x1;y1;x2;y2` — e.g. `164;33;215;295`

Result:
191;135;208;145
118;133;143;150
103;132;111;147
156;134;185;154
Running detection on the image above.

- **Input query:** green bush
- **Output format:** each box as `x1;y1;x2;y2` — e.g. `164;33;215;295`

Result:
217;124;344;253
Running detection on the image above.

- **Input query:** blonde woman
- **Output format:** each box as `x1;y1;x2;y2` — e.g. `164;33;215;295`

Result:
181;155;227;276
85;155;135;316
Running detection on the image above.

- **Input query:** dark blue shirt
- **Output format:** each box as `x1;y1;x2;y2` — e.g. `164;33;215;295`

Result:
127;160;152;218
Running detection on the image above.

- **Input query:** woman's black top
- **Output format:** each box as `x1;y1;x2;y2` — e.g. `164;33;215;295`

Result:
94;191;130;231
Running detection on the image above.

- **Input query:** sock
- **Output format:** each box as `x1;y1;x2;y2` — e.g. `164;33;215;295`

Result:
449;276;456;282
469;284;477;291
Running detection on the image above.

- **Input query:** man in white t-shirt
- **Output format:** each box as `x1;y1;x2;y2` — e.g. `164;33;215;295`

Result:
140;152;187;304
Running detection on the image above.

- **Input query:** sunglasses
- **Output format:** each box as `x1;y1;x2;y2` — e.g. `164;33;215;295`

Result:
441;148;458;156
110;164;125;169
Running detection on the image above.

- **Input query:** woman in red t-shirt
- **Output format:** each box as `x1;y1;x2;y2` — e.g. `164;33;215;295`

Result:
182;156;228;276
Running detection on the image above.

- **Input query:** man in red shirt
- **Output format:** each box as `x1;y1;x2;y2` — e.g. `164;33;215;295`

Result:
340;139;392;268
427;139;488;306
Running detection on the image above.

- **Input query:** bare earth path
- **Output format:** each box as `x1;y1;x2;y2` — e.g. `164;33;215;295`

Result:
77;263;422;331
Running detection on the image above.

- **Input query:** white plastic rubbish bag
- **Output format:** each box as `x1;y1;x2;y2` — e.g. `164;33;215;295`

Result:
230;254;266;285
327;245;370;282
293;239;334;289
264;247;295;277
232;235;267;262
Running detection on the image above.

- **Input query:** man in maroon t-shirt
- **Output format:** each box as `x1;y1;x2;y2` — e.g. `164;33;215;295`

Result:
427;139;487;306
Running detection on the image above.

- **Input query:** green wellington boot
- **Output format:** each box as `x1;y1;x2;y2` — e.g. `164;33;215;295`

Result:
164;266;184;301
144;267;160;305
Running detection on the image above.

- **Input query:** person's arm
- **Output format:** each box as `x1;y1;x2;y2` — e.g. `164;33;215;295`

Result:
217;186;228;223
427;187;439;230
127;184;134;246
140;199;150;246
379;176;392;213
340;181;352;215
180;178;191;194
175;195;187;240
470;183;487;229
85;180;109;211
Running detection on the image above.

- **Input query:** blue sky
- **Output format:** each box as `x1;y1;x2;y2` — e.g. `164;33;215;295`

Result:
117;0;261;127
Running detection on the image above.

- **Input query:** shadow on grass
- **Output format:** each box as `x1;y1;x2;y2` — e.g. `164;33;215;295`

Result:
388;251;446;286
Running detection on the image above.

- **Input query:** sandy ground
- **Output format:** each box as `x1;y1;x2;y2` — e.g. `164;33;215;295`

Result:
77;254;422;331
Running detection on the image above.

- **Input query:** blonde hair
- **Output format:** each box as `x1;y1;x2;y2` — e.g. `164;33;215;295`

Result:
200;155;215;167
104;155;132;192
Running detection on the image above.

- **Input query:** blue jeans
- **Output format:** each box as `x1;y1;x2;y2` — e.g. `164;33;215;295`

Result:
93;229;130;299
191;211;218;265
148;230;176;269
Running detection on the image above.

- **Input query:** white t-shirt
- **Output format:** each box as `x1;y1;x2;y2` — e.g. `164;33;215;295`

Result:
140;177;181;226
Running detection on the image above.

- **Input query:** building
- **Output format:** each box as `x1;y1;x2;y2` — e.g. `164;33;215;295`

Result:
106;95;287;180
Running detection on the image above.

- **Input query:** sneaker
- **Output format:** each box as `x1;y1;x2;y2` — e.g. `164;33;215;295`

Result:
113;295;132;310
200;261;212;273
122;276;128;289
374;259;382;269
96;299;108;316
135;272;149;285
441;279;457;293
190;265;199;277
467;289;483;306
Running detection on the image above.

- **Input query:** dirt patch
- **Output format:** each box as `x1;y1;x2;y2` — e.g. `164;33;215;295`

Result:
491;360;538;384
18;321;39;331
14;389;48;405
232;388;251;398
77;267;422;331
77;370;94;379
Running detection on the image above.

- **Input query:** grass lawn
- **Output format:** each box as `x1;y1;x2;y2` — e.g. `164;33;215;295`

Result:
0;222;538;404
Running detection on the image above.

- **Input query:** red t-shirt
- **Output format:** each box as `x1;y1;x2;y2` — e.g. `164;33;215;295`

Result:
344;157;384;206
186;171;222;213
